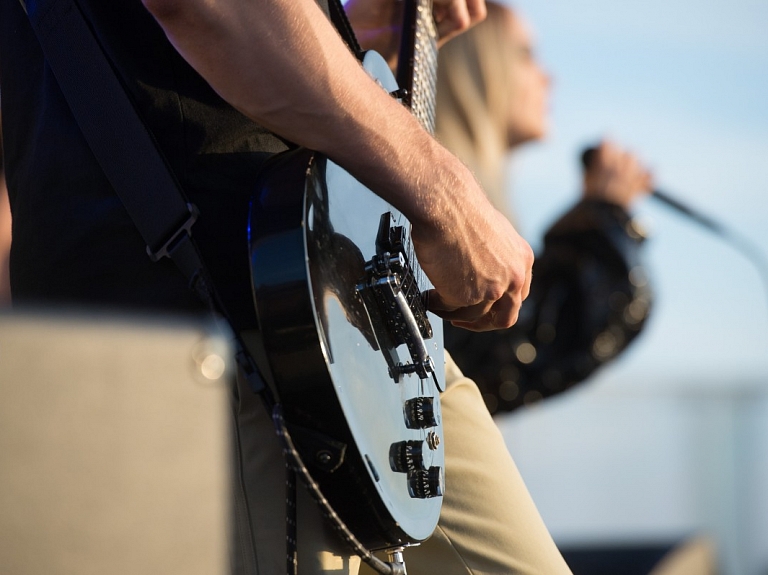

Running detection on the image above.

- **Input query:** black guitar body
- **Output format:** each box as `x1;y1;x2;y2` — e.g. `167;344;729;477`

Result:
247;52;445;550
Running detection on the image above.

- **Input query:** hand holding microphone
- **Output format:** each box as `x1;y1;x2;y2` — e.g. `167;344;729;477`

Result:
581;142;768;305
579;141;653;210
581;143;723;234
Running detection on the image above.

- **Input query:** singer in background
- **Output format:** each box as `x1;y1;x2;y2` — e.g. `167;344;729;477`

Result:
437;1;653;414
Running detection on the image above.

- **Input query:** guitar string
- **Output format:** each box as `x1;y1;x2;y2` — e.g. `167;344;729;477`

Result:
410;0;437;308
410;0;438;134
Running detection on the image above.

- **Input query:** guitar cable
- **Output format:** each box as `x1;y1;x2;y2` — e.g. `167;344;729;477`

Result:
272;405;407;575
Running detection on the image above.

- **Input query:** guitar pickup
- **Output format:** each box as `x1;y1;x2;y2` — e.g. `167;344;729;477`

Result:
357;213;438;384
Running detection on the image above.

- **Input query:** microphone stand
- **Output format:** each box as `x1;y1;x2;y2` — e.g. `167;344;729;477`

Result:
649;189;768;310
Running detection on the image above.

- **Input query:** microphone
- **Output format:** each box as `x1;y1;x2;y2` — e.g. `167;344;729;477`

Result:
580;146;768;306
580;146;723;234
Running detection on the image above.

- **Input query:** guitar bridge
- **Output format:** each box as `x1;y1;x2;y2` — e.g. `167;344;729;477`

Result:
357;213;436;383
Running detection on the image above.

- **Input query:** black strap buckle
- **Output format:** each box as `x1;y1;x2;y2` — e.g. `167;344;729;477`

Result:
146;203;199;262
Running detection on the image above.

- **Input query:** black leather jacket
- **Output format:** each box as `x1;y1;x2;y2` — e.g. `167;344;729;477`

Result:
444;199;652;414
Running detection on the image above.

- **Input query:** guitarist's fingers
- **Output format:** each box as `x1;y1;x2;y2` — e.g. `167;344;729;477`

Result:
522;261;532;301
426;290;522;332
433;0;487;46
450;294;521;333
426;290;488;320
424;288;458;315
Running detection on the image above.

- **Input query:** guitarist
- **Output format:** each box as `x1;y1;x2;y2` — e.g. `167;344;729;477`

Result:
0;0;572;573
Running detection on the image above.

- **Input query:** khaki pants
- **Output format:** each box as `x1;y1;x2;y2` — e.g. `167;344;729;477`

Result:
232;354;572;575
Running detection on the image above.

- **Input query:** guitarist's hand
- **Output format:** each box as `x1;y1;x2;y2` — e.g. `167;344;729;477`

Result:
433;0;487;45
410;166;534;332
345;0;486;67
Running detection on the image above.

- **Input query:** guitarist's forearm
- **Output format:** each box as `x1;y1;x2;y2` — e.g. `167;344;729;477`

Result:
143;0;533;331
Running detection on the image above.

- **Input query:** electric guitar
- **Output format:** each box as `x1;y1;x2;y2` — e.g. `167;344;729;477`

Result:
246;0;444;551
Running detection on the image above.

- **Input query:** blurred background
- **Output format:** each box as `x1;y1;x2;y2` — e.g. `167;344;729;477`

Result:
2;0;766;572
492;0;768;573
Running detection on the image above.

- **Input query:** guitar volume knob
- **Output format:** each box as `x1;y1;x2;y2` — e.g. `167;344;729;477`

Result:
389;440;424;473
407;466;443;499
404;396;438;429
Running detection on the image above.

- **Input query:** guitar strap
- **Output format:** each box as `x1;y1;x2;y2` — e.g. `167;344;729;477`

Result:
24;0;272;399
327;0;364;58
18;0;361;397
20;2;402;574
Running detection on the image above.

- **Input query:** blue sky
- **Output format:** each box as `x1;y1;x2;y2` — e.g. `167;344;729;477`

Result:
490;5;768;568
500;0;768;385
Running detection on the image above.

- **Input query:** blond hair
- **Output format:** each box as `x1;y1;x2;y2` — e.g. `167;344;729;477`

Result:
435;2;517;217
